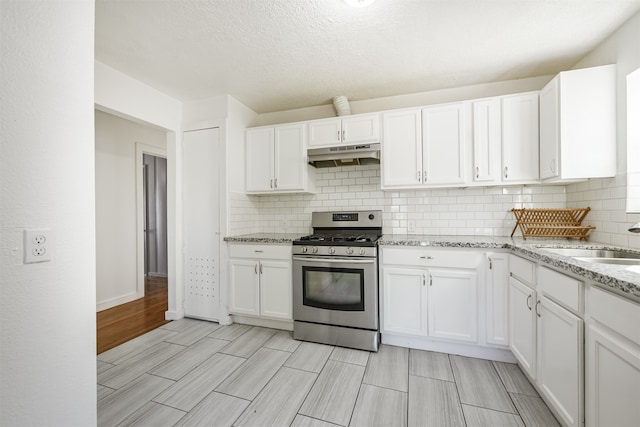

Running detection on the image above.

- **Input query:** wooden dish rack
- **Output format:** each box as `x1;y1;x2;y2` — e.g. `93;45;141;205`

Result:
511;208;595;240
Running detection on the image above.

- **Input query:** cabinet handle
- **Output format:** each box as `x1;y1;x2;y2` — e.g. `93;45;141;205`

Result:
509;272;513;277
417;170;421;182
526;294;532;310
274;178;278;188
342;130;346;141
254;264;258;274
535;300;541;317
429;275;433;286
337;130;341;141
504;166;509;179
423;170;427;182
488;257;493;270
422;274;426;287
259;264;263;274
270;179;273;189
476;166;480;179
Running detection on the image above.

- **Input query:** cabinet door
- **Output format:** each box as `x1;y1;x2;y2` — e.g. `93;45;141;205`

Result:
308;118;341;147
486;253;509;346
229;259;260;316
539;77;560;180
427;268;478;343
586;324;640;427
502;93;539;183
382;267;428;336
537;296;583;427
472;99;501;183
342;114;379;144
259;260;292;320
246;127;274;192
422;103;466;185
274;124;305;191
381;109;422;188
509;276;536;377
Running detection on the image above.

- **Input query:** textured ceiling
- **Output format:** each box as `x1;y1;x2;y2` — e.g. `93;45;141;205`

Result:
95;0;640;114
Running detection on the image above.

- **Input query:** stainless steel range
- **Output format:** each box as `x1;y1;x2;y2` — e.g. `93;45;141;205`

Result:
292;210;382;352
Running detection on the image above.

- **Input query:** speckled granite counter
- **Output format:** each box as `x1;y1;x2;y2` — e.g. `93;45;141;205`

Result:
379;235;640;303
224;233;302;244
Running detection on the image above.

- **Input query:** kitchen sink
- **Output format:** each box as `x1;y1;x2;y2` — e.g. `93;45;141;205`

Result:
540;247;640;265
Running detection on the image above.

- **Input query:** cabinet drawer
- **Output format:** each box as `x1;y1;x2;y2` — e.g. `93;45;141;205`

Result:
382;247;483;269
538;266;582;313
229;244;292;260
589;286;640;345
509;254;535;285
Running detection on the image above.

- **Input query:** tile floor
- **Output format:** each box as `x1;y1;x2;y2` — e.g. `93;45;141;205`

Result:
97;318;560;427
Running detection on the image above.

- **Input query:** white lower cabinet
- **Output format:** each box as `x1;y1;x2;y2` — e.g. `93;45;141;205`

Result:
381;248;483;349
229;244;292;321
586;287;640;427
509;255;585;427
508;275;537;377
486;252;509;346
537;296;584;427
382;267;428;336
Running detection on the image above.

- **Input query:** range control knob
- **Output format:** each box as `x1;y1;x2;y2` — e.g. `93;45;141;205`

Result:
359;248;366;255
301;246;308;253
312;247;318;254
369;213;375;220
329;247;335;254
346;247;354;254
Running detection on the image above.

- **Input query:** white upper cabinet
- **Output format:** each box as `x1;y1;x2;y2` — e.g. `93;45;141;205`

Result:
501;92;540;183
246;123;315;194
381;108;422;188
472;98;502;183
381;102;467;189
308;113;379;148
422;103;467;186
539;64;616;182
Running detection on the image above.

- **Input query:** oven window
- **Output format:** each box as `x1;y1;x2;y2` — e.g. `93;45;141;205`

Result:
302;266;364;311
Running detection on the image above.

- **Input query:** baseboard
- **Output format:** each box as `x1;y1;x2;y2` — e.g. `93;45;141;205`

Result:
382;333;516;363
232;314;293;331
147;272;168;278
97;291;143;312
165;309;184;320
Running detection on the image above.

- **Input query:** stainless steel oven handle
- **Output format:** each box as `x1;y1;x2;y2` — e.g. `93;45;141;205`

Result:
293;256;376;264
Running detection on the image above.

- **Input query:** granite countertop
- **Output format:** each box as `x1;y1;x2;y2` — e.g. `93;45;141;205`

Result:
379;234;640;303
224;232;640;302
224;233;302;244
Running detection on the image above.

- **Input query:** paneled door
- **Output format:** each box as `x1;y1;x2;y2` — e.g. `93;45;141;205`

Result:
183;127;221;320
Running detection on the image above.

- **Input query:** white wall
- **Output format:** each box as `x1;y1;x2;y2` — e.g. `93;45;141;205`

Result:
566;11;640;249
256;75;552;126
95;110;167;311
0;1;97;425
95;61;185;319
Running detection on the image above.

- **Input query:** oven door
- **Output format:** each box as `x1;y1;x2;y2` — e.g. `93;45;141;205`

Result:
293;255;378;330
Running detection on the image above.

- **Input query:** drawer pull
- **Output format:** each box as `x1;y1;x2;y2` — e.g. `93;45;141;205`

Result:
419;256;434;260
254;250;264;253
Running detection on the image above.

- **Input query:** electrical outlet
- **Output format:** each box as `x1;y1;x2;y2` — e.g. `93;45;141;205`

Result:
24;229;51;263
408;221;416;233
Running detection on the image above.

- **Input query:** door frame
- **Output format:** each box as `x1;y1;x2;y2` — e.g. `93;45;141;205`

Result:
136;143;167;299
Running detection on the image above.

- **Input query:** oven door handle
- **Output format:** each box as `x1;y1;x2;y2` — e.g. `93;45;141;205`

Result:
293;256;376;264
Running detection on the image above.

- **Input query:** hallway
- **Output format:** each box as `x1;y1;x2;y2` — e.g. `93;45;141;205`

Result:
97;276;169;354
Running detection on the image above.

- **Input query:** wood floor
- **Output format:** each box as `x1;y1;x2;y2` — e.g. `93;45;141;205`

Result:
97;318;560;426
97;276;170;354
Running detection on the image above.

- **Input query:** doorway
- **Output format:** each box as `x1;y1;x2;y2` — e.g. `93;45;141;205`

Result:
143;153;168;294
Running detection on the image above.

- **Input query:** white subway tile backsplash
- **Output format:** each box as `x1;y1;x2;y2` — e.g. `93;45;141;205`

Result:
226;165;614;238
